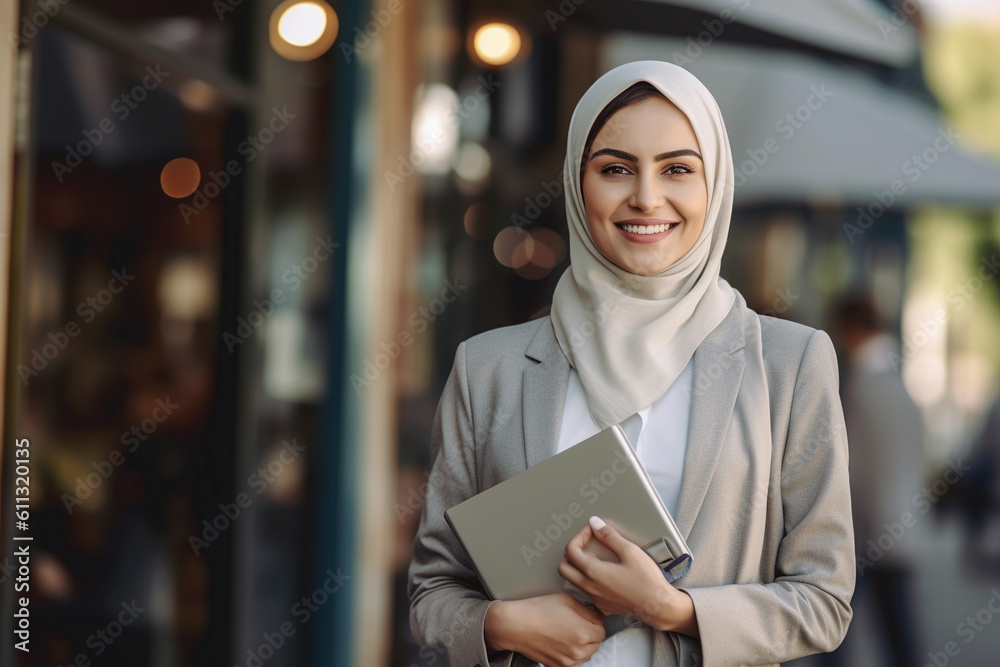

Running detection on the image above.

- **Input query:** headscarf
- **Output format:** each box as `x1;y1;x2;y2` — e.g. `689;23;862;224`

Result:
550;60;738;429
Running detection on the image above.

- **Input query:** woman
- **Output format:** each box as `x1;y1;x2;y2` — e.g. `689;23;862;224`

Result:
408;60;854;667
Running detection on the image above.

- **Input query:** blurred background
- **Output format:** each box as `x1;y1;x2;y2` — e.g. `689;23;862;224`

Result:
0;0;999;665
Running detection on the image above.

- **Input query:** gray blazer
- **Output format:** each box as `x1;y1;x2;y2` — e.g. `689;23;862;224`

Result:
408;296;855;667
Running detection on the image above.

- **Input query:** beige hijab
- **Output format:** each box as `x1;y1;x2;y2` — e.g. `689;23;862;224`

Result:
550;60;738;429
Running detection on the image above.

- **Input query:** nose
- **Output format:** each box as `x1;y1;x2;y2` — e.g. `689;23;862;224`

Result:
628;170;666;213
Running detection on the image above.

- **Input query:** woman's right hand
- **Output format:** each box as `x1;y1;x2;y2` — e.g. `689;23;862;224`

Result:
484;592;606;666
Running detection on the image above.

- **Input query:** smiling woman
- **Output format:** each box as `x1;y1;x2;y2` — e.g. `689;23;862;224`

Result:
408;60;855;667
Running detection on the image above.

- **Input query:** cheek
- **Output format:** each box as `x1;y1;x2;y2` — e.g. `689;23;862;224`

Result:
582;191;607;224
584;198;616;237
585;212;612;254
583;175;630;222
676;184;707;212
677;188;708;232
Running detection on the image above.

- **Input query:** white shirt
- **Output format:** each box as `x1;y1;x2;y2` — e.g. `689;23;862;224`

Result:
552;359;693;667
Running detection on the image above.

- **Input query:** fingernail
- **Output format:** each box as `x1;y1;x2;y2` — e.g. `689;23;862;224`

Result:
589;516;605;531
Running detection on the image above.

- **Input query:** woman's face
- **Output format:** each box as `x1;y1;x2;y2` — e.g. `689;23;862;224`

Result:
581;95;708;276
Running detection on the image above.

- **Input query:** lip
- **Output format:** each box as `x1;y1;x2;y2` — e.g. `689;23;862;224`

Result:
613;220;680;244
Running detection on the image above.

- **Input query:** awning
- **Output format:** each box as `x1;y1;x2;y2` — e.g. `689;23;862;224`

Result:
601;33;1000;210
651;0;918;66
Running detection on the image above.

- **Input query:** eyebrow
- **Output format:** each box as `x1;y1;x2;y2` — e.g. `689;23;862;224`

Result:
588;147;703;162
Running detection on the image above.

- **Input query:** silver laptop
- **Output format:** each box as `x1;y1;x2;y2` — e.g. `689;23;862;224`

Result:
444;423;692;626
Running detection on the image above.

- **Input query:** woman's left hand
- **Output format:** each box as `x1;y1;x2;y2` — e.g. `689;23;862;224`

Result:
557;516;699;636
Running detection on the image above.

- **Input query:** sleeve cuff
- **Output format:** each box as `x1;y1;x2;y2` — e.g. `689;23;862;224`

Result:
681;586;740;667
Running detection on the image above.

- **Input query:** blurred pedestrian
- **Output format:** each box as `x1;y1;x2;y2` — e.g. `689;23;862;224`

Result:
826;294;925;667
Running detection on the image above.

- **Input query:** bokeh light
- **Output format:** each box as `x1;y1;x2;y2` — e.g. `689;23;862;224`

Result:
454;141;491;184
277;2;327;46
514;260;550;281
158;255;217;320
491;225;567;279
528;227;566;269
493;226;532;268
179;79;218;112
471;22;521;66
463;202;492;239
269;0;339;61
412;84;460;174
513;227;567;280
160;158;201;198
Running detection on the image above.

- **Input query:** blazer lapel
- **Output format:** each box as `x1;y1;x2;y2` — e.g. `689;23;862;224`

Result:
521;317;571;469
672;301;747;540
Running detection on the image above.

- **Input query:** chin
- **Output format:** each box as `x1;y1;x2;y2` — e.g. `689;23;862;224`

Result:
618;258;674;276
627;249;677;273
594;236;679;275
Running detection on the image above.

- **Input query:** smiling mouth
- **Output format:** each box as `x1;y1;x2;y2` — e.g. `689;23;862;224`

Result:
614;222;679;235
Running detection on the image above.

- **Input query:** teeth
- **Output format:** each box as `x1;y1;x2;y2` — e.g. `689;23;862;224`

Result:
620;223;674;235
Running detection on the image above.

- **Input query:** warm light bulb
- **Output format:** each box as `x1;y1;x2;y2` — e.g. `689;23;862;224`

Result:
473;23;520;66
277;2;328;47
269;0;338;61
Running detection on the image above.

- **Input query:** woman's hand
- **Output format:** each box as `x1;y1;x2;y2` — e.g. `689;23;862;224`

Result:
484;592;605;666
557;516;700;637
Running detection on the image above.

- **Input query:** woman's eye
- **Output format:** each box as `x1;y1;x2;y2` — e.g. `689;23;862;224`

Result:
600;164;630;175
664;164;693;175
